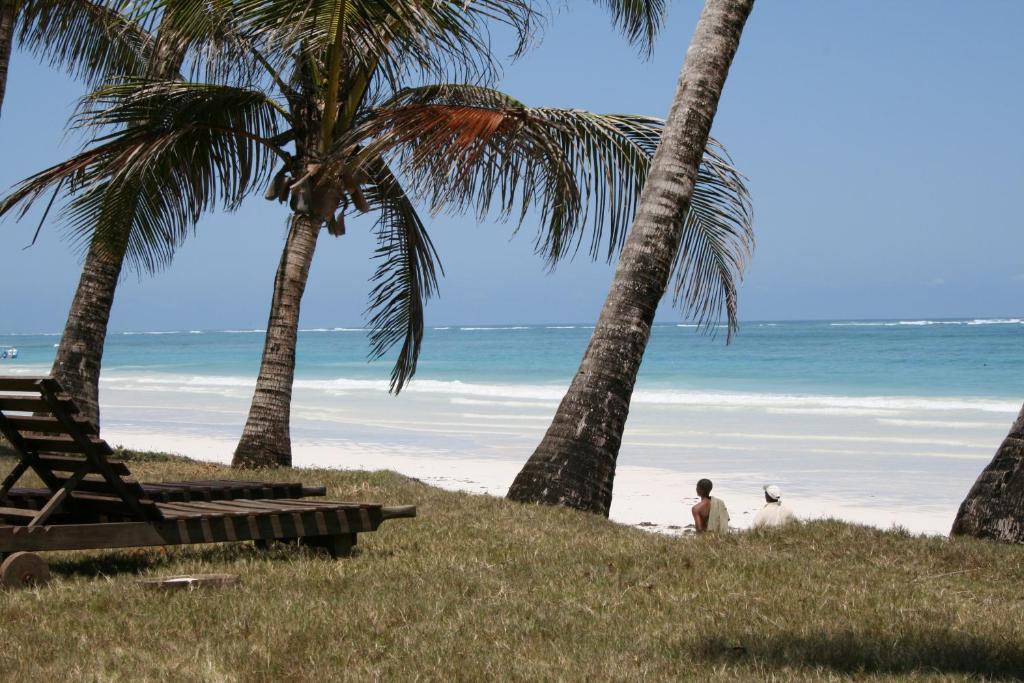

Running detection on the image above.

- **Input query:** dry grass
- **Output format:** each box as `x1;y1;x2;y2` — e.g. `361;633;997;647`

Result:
0;448;1022;682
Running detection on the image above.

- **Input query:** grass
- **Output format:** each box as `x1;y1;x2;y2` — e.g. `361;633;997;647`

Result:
0;447;1022;681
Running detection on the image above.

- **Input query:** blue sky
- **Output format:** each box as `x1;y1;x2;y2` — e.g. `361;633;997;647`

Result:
1;0;1022;333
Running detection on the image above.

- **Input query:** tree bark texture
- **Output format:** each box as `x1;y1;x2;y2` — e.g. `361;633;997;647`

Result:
49;235;128;431
232;213;321;468
0;0;15;117
951;403;1024;542
507;0;755;516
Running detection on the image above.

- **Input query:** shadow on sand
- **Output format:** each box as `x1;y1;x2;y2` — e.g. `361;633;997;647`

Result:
703;629;1024;680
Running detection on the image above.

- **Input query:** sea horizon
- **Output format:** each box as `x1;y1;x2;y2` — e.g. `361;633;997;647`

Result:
7;314;1024;335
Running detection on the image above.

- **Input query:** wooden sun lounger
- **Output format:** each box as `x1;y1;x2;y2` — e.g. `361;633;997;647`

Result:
0;376;415;587
5;479;329;510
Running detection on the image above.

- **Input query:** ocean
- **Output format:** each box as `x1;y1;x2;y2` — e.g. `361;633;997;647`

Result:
1;318;1021;535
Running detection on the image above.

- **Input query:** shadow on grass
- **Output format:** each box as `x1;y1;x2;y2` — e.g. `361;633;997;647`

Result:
47;540;346;579
704;630;1024;680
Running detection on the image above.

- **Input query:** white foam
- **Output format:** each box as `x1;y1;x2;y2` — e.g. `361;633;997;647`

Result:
458;412;551;421
545;326;577;329
967;318;1023;325
450;398;559;408
876;418;1009;429
459;326;530;331
223;329;265;334
121;330;185;336
98;372;1019;416
831;318;1022;327
298;327;365;333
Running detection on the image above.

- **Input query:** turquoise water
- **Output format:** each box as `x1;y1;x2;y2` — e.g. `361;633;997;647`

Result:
3;318;1019;534
2;318;1021;401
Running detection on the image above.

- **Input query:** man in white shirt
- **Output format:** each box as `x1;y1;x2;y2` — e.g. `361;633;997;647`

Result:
752;484;797;529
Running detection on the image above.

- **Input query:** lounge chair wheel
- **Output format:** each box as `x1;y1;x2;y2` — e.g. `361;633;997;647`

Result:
0;552;50;589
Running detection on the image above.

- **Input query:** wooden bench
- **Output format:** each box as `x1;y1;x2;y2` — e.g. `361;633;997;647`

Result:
0;376;415;587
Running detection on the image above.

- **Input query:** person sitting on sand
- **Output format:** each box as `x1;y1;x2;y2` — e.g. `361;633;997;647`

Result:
752;484;797;529
691;478;730;533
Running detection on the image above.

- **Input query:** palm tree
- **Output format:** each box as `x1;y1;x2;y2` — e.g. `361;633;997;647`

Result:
0;0;151;117
0;1;170;428
43;14;191;431
951;403;1024;542
225;0;669;468
1;0;747;470
508;0;756;516
0;1;14;114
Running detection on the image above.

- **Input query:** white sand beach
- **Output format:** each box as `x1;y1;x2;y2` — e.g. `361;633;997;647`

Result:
84;368;1011;537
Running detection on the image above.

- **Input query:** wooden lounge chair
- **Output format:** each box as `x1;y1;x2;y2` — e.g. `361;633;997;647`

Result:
0;376;415;587
5;479;330;509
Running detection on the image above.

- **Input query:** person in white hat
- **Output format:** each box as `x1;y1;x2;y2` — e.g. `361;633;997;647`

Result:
752;484;797;529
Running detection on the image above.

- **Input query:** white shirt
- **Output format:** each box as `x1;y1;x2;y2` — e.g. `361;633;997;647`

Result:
752;501;797;529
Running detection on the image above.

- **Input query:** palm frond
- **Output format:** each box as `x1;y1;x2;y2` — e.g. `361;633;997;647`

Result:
670;139;754;339
16;0;156;84
344;84;662;265
361;155;442;393
143;0;272;86
588;0;668;56
346;84;752;339
228;0;539;90
1;80;285;273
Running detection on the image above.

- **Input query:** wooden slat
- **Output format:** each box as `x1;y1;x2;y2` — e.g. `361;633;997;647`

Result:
207;498;291;513
22;435;112;456
4;414;98;436
381;505;417;520
37;455;130;475
2;488;48;503
0;392;78;414
51;475;141;497
67;492;157;516
0;411;65;492
301;485;327;498
38;378;158;522
0;377;47;392
0;396;52;413
171;500;258;515
153;502;206;519
0;506;38;519
0;521;168;553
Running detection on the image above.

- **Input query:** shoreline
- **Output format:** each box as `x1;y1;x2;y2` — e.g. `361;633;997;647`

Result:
1;356;1006;538
103;426;964;537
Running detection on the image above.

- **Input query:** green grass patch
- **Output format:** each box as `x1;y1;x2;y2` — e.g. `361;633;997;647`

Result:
0;451;1022;681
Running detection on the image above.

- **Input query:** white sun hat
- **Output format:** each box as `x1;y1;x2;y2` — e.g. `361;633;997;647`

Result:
764;484;782;501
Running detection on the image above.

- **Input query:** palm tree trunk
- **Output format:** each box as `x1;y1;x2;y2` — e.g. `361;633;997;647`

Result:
233;213;321;468
951;403;1024;542
507;0;755;516
45;25;186;433
0;0;15;117
50;234;128;430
